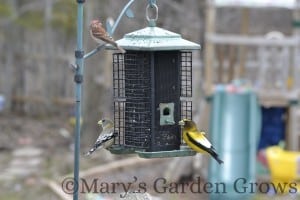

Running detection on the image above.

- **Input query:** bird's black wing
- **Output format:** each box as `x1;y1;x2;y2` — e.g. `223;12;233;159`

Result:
186;132;211;152
186;132;223;164
96;132;116;145
85;132;117;156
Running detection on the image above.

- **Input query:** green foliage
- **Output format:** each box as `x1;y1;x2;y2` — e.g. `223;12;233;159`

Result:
16;11;44;30
52;0;77;36
0;2;12;17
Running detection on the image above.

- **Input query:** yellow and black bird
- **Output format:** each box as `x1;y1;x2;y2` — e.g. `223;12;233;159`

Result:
85;119;117;156
179;119;223;164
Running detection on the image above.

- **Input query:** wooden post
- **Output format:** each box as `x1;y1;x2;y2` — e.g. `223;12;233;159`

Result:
287;0;300;151
228;45;237;82
204;0;216;95
293;0;300;86
238;8;249;79
216;45;224;83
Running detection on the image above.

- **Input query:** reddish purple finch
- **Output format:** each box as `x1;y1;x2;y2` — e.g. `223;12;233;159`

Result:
89;19;125;53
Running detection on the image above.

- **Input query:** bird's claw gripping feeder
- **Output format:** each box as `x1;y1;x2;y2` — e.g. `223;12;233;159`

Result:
106;1;201;158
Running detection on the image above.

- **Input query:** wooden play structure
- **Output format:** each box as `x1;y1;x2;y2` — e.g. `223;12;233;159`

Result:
204;0;300;150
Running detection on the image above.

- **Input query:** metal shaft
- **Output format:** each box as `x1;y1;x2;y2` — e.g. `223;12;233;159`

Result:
74;1;84;200
72;1;136;200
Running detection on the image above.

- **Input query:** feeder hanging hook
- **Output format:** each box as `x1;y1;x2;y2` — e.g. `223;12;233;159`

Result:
146;1;158;27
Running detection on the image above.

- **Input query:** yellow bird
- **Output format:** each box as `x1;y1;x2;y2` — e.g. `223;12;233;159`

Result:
179;119;223;164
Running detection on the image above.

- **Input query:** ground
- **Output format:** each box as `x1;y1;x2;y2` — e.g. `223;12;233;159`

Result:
0;114;298;200
0;114;109;200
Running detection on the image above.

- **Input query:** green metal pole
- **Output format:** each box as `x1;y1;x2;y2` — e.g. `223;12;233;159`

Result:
74;1;84;200
72;1;136;200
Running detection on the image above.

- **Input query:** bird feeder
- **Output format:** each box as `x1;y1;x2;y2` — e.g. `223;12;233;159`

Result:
106;5;200;158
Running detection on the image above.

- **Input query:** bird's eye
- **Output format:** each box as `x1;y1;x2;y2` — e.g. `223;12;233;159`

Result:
102;119;106;123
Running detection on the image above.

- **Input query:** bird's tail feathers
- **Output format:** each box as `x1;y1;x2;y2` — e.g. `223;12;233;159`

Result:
209;149;224;165
84;145;103;156
214;156;224;165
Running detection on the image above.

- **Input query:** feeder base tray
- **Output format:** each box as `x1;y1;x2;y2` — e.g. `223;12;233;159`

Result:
136;146;196;158
108;146;136;154
109;145;196;158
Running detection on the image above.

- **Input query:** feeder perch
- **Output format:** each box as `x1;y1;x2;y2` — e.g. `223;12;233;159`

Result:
106;24;200;158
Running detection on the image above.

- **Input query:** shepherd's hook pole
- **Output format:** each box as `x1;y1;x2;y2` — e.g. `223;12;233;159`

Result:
74;0;85;200
72;1;137;200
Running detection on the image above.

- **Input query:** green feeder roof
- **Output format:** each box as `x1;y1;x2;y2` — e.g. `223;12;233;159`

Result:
107;26;201;51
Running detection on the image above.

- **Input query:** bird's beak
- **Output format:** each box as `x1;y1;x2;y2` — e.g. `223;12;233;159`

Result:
97;120;102;126
178;120;185;126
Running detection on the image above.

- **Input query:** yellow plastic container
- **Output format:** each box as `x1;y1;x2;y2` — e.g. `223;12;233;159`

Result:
266;146;300;193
